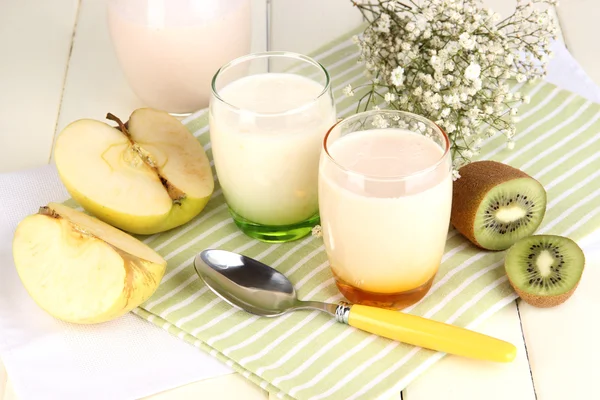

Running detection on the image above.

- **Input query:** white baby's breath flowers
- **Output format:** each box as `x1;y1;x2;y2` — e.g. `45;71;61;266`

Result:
372;113;390;128
452;169;461;181
384;92;397;103
311;225;323;238
351;0;558;168
390;66;405;87
459;32;476;51
343;84;355;97
464;62;481;81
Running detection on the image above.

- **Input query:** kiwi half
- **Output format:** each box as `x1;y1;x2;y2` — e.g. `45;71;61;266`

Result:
505;235;585;307
452;161;547;251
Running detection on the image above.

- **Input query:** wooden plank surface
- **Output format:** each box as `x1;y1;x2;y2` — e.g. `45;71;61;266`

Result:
0;0;78;172
518;242;600;400
2;1;599;400
51;0;144;148
0;363;6;400
556;0;600;86
269;0;363;54
404;305;536;400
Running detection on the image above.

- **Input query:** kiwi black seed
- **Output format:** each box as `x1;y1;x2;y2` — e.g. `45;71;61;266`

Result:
505;235;585;308
451;160;547;251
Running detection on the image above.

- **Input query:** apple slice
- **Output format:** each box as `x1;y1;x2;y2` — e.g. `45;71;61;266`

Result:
12;202;167;324
54;108;214;235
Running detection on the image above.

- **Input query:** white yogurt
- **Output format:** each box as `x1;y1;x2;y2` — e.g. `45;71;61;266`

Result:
210;72;336;225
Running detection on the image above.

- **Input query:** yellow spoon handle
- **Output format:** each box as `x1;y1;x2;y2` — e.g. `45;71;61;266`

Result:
346;304;516;363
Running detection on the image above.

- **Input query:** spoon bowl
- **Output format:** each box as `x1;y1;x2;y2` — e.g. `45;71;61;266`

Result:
195;249;298;317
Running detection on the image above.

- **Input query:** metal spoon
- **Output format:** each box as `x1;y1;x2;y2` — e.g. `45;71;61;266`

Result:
194;249;516;363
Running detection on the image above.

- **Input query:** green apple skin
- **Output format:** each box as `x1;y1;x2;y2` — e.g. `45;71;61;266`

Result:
59;173;212;235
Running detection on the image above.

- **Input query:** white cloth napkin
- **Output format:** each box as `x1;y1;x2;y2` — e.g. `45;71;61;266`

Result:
0;40;599;400
0;166;232;400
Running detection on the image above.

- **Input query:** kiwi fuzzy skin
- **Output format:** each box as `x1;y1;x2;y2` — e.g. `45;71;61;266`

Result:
451;160;544;250
510;281;580;308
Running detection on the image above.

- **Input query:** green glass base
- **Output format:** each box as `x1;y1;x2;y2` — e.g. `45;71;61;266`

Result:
229;209;319;243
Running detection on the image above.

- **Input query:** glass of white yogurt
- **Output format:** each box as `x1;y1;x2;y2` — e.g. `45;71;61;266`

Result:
319;110;452;309
209;52;336;242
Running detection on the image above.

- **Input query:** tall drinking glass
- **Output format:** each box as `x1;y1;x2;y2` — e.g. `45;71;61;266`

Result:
209;52;336;242
319;110;452;309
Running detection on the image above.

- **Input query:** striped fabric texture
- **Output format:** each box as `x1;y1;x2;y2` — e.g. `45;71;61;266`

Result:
67;28;600;400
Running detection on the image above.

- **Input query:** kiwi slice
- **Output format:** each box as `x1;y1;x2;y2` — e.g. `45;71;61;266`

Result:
505;235;585;307
452;161;547;250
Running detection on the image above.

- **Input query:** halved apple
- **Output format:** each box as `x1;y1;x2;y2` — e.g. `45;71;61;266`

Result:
54;108;214;235
12;202;167;324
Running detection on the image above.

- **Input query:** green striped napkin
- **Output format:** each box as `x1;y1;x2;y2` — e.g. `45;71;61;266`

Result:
67;29;600;400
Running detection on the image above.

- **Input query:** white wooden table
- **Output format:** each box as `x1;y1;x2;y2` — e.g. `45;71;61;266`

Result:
1;1;599;399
